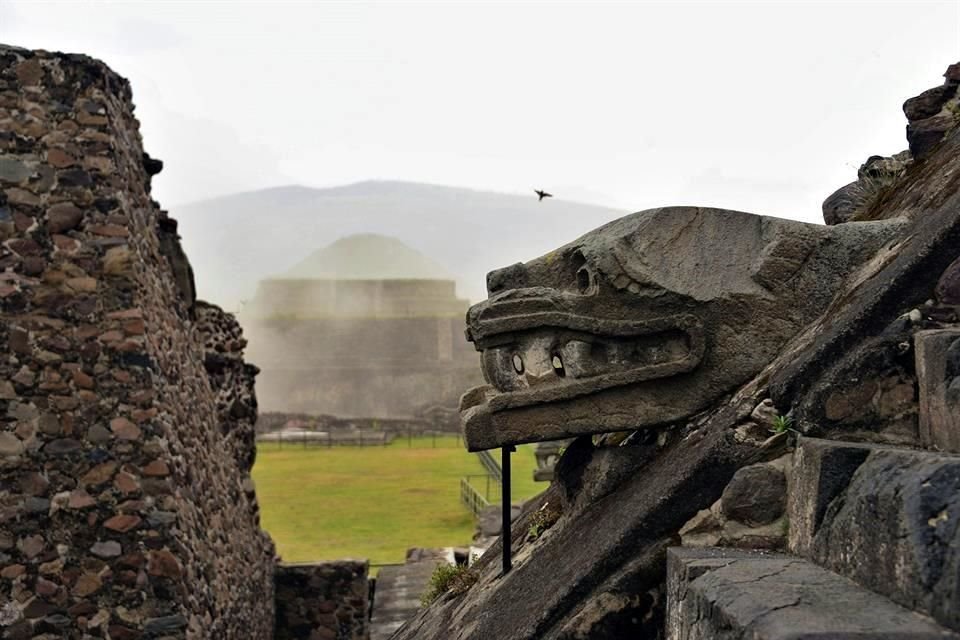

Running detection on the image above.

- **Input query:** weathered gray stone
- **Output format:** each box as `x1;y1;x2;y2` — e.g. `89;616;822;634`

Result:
46;202;84;233
823;180;869;225
947;63;960;83
667;547;959;640
790;437;960;632
143;615;187;633
681;502;787;551
770;126;960;436
788;437;872;556
42;438;81;456
822;152;912;225
24;497;49;513
681;454;791;550
0;432;24;456
85;424;113;444
0;157;32;184
909;113;958;160
937;256;960;305
556;436;657;516
461;207;899;450
749;398;780;428
905;84;959;121
720;462;786;526
147;510;177;527
917;329;960;452
37;413;60;436
814;449;960;631
678;507;723;546
90;540;122;558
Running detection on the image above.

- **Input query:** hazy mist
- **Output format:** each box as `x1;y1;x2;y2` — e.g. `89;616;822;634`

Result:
3;2;958;217
175;182;624;309
3;2;958;309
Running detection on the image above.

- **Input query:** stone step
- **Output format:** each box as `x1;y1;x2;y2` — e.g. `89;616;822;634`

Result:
369;549;454;640
667;547;959;640
788;436;960;631
915;328;960;452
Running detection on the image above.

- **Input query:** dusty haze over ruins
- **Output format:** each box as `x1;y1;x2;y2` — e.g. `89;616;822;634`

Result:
244;235;481;417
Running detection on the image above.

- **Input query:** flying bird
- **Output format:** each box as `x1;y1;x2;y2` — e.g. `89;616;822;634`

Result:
534;189;553;201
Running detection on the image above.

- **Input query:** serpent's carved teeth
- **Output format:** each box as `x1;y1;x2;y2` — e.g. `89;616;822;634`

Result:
482;328;693;393
552;355;565;377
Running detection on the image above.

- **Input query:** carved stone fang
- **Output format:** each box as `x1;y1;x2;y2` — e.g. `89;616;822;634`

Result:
479;315;705;410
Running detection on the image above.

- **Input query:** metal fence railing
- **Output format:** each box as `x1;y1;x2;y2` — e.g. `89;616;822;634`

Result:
459;475;495;517
476;450;502;483
257;430;393;448
256;430;462;449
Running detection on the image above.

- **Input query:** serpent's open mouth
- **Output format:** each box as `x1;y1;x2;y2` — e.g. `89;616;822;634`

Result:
461;313;704;412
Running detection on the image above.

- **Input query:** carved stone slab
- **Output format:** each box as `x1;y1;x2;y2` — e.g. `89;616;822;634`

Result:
460;206;901;450
917;328;960;452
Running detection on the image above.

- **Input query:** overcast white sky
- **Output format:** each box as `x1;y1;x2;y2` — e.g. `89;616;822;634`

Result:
1;1;958;222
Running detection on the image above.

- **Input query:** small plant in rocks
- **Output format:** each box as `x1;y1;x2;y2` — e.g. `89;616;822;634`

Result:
770;414;794;434
420;563;478;606
527;501;562;542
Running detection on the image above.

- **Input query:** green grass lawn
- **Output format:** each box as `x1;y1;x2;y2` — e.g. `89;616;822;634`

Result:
253;436;543;565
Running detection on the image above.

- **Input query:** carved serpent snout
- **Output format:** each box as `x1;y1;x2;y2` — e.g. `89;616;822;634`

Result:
467;292;704;405
460;207;902;450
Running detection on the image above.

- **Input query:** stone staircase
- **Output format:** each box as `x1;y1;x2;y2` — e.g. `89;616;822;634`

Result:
668;547;957;639
667;436;960;639
369;548;455;640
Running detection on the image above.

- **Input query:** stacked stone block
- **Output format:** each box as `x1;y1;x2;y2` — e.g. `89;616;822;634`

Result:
274;561;369;640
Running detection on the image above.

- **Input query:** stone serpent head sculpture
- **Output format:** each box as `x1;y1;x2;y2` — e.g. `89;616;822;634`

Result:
460;206;900;450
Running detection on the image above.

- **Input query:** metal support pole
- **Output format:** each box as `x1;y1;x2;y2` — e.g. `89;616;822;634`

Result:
501;445;514;575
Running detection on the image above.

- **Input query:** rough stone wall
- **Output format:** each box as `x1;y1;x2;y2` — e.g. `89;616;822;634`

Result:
0;45;274;639
196;302;261;477
275;561;369;640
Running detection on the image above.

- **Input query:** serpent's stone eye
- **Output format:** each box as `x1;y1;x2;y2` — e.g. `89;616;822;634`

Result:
576;267;592;294
570;249;594;294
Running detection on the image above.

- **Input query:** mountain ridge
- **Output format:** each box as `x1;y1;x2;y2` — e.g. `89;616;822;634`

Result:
171;180;627;311
175;180;621;209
